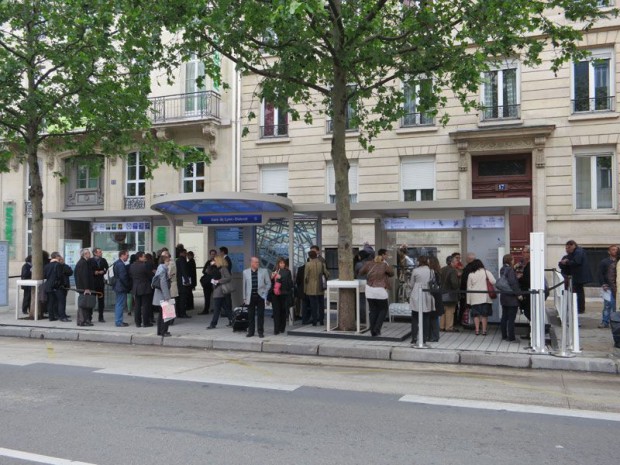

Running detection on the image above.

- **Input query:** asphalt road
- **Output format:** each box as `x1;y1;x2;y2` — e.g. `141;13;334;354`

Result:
0;339;619;465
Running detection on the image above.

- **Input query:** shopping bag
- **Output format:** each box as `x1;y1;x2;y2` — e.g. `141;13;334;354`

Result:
161;299;176;322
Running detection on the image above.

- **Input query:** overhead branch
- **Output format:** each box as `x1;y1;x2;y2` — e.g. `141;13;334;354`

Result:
201;36;330;96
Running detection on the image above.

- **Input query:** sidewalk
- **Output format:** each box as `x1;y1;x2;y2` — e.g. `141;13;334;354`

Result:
1;282;618;374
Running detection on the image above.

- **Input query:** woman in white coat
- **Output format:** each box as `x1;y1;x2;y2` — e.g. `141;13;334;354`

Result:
466;259;496;336
409;256;435;344
153;253;174;337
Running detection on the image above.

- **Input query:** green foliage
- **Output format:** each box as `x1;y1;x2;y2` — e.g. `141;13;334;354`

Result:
0;0;210;174
174;0;614;147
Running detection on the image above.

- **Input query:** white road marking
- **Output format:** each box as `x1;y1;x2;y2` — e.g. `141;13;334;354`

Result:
0;447;96;465
93;369;301;391
399;394;620;422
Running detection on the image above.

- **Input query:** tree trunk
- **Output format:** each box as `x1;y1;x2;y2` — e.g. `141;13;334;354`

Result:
27;137;45;319
331;64;356;331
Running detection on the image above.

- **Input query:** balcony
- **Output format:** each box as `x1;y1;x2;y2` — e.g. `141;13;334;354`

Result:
480;104;521;122
259;124;289;138
148;91;221;124
124;196;146;210
65;188;103;210
401;112;434;127
572;96;615;114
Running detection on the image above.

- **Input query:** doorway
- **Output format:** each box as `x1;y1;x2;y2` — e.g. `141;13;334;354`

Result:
472;154;532;258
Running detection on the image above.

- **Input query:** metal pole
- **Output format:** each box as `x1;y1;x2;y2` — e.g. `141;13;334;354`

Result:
413;287;428;349
571;288;581;353
529;232;547;354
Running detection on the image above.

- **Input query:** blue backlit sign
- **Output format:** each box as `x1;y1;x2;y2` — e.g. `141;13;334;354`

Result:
198;214;263;225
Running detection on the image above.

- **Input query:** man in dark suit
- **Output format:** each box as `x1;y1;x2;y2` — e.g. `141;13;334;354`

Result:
199;249;217;314
559;240;593;315
89;247;109;322
20;255;32;315
175;248;192;318
187;251;197;310
75;248;95;326
129;251;154;327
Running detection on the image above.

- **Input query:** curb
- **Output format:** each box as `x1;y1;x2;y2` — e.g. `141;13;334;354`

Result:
0;326;618;375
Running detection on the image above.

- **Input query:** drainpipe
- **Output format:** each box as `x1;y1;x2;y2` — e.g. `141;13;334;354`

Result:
231;66;242;192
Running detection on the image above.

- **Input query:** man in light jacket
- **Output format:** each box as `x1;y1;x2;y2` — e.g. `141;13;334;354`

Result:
242;256;271;338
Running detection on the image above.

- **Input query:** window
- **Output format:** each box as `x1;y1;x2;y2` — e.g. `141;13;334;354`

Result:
401;156;435;201
260;165;288;197
77;164;99;189
185;54;207;114
572;50;614;113
26;217;32;257
402;79;434;127
597;0;611;7
327;161;358;203
575;153;613;210
482;65;519;120
261;101;288;138
327;85;358;133
182;148;206;193
126;152;145;197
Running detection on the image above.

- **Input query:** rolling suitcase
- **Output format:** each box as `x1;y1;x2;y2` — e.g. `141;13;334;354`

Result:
232;305;250;332
610;311;620;346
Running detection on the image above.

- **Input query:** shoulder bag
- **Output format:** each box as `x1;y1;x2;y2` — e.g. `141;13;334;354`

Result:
484;268;497;299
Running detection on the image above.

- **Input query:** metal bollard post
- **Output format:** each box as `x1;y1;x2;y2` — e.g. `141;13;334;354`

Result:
413;287;428;349
570;290;581;353
552;288;574;358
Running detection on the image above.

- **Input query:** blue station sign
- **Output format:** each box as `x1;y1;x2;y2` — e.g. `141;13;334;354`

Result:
197;214;263;225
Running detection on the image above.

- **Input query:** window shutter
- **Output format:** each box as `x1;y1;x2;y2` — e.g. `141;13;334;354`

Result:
401;157;435;191
327;162;358;197
261;165;288;194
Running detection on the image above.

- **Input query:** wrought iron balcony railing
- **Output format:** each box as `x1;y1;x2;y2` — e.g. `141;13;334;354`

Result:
148;91;221;124
260;124;289;138
401;112;434;127
124;196;146;210
571;96;615;114
480;103;521;121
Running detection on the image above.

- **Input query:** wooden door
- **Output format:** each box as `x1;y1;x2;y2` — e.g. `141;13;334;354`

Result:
472;154;533;258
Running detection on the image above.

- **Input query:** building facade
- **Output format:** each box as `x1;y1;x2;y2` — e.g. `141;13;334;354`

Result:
2;3;620;284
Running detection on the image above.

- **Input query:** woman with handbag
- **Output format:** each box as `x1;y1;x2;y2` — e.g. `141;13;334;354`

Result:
206;255;232;329
466;259;496;336
359;248;394;337
409;256;435;344
153;253;173;337
270;257;294;335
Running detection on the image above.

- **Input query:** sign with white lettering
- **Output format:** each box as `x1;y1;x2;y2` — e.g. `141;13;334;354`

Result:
198;214;263;225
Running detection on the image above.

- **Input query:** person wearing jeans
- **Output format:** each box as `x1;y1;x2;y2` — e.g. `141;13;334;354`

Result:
112;250;130;327
598;245;618;328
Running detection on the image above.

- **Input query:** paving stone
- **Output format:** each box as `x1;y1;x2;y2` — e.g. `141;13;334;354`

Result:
212;338;263;352
460;352;531;369
78;331;132;344
163;336;212;349
262;341;319;356
30;328;78;341
391;347;460;364
0;326;32;339
531;355;618;374
318;344;391;360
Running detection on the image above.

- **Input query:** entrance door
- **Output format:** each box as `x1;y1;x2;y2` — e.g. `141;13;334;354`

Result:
472;154;533;258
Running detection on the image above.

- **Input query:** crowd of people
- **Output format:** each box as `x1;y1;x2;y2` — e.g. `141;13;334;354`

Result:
20;238;617;348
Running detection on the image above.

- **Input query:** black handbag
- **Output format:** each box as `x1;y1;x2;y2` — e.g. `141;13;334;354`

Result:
78;293;97;309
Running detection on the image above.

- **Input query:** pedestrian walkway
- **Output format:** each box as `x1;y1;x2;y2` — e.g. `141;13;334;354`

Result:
1;280;618;374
